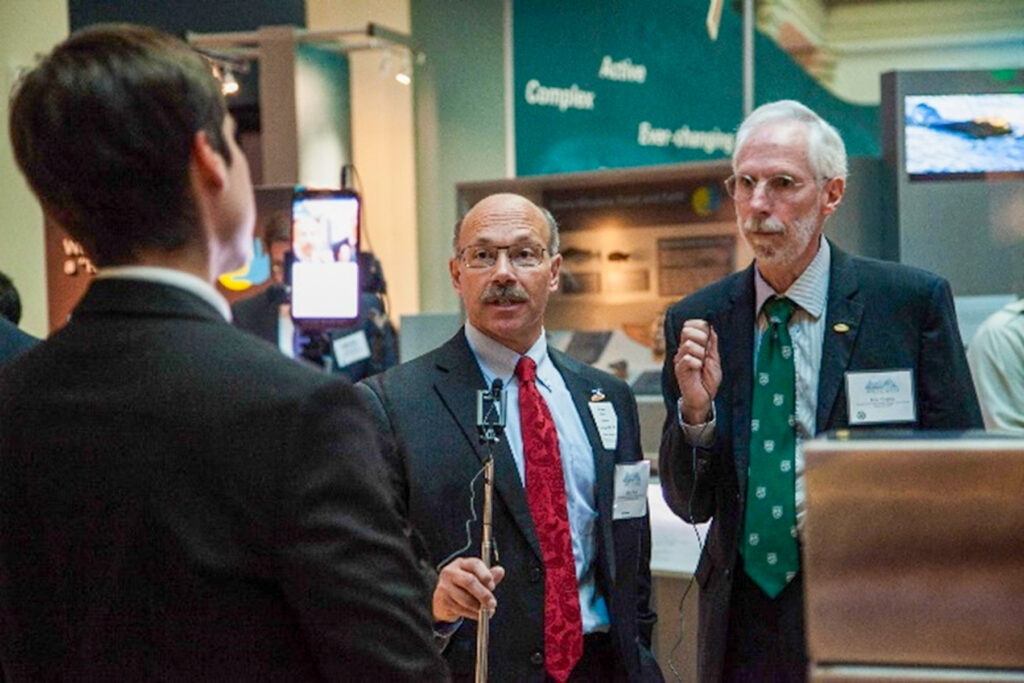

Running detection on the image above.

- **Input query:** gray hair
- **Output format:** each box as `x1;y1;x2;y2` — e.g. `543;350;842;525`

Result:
452;204;560;256
733;100;848;182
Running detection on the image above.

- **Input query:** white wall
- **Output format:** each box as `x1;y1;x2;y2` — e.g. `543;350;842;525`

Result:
759;0;1024;104
0;0;69;336
306;0;420;325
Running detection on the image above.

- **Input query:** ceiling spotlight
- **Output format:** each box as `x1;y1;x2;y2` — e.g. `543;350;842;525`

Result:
221;68;240;96
394;52;412;86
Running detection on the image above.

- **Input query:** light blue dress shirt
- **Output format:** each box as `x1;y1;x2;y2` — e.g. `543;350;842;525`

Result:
464;323;611;634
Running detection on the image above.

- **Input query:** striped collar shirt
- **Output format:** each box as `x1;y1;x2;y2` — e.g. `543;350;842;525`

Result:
753;236;831;525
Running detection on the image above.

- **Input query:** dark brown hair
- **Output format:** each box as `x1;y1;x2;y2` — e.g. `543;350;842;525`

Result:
9;24;231;266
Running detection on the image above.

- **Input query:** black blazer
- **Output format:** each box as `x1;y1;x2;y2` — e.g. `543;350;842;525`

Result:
658;242;983;682
357;332;663;682
0;279;447;682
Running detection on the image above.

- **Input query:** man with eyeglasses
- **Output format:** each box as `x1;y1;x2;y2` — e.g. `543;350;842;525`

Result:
357;193;663;682
658;100;981;682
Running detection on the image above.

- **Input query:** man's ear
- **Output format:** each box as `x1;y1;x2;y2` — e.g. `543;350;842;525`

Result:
449;257;462;295
821;176;845;218
548;252;562;293
190;130;228;191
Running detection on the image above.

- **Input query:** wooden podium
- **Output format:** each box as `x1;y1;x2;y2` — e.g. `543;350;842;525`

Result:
802;435;1024;681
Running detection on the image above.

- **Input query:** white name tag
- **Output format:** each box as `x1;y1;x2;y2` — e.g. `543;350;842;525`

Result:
613;461;650;520
587;401;618;450
845;369;916;425
332;330;371;367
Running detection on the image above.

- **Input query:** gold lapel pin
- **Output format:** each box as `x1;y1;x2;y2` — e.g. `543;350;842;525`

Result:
833;322;851;333
590;389;606;402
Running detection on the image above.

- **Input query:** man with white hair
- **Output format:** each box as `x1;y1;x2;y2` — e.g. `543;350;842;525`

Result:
658;100;981;681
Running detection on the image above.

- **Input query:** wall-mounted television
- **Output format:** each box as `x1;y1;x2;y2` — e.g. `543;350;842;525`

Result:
904;93;1024;177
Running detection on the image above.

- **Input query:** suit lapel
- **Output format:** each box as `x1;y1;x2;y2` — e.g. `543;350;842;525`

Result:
722;267;757;496
817;245;864;431
552;350;617;586
432;334;543;561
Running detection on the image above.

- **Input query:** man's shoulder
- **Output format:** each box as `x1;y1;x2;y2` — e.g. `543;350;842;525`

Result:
549;346;633;398
840;251;948;292
360;334;461;394
970;299;1024;350
0;318;38;364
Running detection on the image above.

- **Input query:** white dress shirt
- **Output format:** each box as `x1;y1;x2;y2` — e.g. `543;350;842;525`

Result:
96;266;232;322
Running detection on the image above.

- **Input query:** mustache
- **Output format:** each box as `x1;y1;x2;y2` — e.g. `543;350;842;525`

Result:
481;283;529;304
742;216;786;234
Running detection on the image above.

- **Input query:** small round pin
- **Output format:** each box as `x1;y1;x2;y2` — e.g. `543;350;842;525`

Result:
833;322;851;333
590;389;606;402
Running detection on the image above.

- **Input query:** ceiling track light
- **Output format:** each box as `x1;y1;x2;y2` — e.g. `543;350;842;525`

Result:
189;23;425;91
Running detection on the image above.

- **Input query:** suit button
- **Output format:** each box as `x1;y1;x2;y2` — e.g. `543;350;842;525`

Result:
530;565;542;583
530;651;544;666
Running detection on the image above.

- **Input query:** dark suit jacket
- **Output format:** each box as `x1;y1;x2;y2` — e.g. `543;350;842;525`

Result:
0;279;447;682
658;242;983;682
356;331;662;682
0;317;37;366
232;286;396;382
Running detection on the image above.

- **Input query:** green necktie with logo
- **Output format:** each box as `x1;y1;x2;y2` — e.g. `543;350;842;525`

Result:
743;296;799;598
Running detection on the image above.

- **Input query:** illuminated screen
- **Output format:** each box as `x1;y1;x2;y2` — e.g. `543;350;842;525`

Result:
904;93;1024;176
290;193;360;322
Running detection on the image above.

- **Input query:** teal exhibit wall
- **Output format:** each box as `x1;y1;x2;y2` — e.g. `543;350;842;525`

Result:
513;0;879;175
411;0;884;312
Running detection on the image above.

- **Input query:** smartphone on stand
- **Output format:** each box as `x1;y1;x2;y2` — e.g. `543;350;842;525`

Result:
289;188;361;332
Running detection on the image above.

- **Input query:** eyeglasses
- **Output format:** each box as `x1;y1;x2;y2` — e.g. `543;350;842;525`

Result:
724;174;815;203
458;243;548;270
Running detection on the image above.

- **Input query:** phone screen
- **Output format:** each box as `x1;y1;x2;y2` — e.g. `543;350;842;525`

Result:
290;189;360;327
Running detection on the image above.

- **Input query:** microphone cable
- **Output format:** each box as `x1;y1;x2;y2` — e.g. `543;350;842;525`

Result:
435;458;489;573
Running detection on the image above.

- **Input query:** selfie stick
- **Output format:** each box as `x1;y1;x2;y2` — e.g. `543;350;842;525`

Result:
475;378;504;683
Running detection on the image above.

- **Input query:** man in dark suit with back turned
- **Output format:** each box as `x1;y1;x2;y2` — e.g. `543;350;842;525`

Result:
357;193;663;682
0;24;447;682
659;100;983;682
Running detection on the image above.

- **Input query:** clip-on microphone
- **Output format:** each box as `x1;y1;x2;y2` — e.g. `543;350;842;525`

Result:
473;378;504;683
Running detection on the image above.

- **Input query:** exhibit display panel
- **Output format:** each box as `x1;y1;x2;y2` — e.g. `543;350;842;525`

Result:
881;69;1024;298
803;435;1024;681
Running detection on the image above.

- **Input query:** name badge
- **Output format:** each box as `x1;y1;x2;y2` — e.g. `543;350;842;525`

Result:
587;401;618;450
613;461;650;520
332;330;372;367
845;369;916;425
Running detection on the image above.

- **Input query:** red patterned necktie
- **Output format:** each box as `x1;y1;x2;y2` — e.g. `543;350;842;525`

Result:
515;355;583;682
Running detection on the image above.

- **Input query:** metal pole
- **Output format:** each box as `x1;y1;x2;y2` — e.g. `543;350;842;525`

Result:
474;456;495;683
743;0;755;116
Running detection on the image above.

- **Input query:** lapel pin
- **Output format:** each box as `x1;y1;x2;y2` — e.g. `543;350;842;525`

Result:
590;389;606;402
833;322;851;334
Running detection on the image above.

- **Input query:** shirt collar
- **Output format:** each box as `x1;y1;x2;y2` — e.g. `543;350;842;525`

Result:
754;236;830;319
464;322;553;390
96;266;232;322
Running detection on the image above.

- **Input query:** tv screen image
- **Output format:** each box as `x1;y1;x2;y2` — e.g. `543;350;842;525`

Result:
904;93;1024;176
